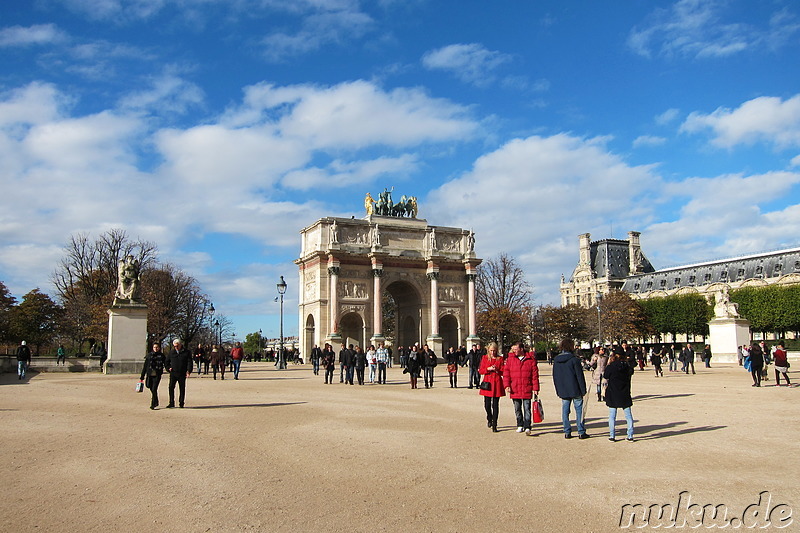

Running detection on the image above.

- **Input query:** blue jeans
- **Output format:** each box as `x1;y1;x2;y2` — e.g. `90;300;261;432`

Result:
369;364;377;382
18;360;28;378
512;398;532;430
609;407;634;439
561;397;586;436
233;359;241;379
469;366;480;388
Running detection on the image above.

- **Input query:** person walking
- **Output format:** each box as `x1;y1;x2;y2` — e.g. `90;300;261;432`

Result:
422;344;437;388
166;338;192;408
342;344;356;385
651;346;664;377
589;346;609;401
467;343;484;389
56;344;66;366
322;343;336;384
479;342;505;432
310;344;322;376
773;342;791;386
503;343;540;435
680;343;696;374
445;346;460;388
702;344;712;368
667;344;677;372
210;345;225;380
604;349;635;442
139;342;166;410
375;342;389;384
748;342;764;387
354;346;367;385
366;345;377;383
405;346;422;389
552;338;589;439
193;343;205;375
230;341;244;380
16;340;31;380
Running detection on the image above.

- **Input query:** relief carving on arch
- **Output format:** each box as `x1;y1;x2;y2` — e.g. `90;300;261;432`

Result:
339;280;368;299
340;304;366;315
439;307;463;321
340;227;370;245
438;285;464;302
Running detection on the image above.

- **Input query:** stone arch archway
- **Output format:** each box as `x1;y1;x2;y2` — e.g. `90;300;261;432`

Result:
305;314;315;352
385;280;423;348
339;311;364;348
295;214;481;357
439;313;459;353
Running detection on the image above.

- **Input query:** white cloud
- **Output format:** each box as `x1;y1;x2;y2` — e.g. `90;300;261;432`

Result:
627;0;798;59
422;43;512;87
790;154;800;167
281;154;418;190
118;72;205;115
0;24;68;47
655;108;680;125
681;94;800;149
633;135;667;148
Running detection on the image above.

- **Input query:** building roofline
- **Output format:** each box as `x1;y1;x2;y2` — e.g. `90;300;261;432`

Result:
630;246;800;277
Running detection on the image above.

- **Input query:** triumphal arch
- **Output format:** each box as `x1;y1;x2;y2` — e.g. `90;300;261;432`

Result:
295;190;482;358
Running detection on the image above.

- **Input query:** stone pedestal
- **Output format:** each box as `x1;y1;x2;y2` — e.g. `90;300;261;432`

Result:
105;303;148;374
708;317;750;364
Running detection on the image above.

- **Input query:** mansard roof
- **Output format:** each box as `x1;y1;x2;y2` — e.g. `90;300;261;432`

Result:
573;238;655;281
622;247;800;294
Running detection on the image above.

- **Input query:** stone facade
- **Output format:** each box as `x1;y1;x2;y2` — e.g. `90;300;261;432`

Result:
561;232;800;306
560;231;655;306
295;215;481;357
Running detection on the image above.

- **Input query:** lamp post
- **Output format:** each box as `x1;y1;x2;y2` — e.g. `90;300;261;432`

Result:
209;303;215;345
214;319;221;348
277;275;287;370
596;292;603;347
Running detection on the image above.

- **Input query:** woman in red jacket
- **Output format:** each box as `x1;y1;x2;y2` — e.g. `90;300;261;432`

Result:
503;343;540;435
479;342;505;432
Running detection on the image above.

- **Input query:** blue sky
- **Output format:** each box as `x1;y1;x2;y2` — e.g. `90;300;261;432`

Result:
1;0;799;341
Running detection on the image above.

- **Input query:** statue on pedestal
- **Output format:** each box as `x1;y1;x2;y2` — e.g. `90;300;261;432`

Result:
713;288;739;318
114;255;142;304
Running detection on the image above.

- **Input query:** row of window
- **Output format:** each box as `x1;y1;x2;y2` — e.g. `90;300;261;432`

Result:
633;261;799;291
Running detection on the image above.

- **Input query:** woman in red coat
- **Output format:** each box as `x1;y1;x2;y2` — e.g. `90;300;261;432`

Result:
479;342;505;432
503;343;540;435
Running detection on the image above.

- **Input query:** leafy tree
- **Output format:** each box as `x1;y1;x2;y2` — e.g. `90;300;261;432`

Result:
476;253;533;346
541;304;594;344
0;281;17;347
244;330;263;355
598;290;653;343
11;289;61;354
640;293;712;341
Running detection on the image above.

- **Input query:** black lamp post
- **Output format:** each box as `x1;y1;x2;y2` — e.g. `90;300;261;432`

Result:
596;292;603;347
209;303;215;345
214;319;221;348
277;275;287;369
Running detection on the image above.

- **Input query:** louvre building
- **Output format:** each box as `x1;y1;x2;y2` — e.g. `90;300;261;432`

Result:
560;231;800;306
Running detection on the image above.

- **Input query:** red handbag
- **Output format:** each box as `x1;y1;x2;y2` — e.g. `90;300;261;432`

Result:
532;398;544;423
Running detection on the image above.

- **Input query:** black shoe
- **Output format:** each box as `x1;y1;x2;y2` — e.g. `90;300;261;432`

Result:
578;433;590;440
166;404;175;408
626;437;635;442
179;405;184;408
608;437;615;442
150;406;156;410
492;427;498;433
487;421;492;428
565;434;573;439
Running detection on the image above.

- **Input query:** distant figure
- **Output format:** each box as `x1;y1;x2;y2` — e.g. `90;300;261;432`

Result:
422;344;437;388
702;344;712;368
166;338;192;408
772;342;791;386
231;342;244;380
210;345;225;380
375;342;389;384
322;343;336;384
16;341;31;380
589;346;609;400
748;342;764;387
467;343;485;389
139;343;166;410
56;344;66;366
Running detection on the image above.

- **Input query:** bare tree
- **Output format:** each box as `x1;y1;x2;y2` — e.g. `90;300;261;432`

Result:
476;253;534;347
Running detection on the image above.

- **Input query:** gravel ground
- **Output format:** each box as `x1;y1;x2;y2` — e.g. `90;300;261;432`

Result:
1;362;798;532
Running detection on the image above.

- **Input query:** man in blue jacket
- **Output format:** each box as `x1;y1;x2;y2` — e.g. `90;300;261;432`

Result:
552;338;589;439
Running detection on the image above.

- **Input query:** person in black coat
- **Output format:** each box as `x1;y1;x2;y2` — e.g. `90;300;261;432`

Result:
342;344;356;385
467;343;485;389
748;342;764;387
405;346;422;389
604;349;635;441
354;346;367;385
322;343;336;384
140;342;166;410
422;344;437;388
166;338;192;408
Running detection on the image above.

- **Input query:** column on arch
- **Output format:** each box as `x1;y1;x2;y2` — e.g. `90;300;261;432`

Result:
371;259;383;337
427;263;440;336
327;257;340;335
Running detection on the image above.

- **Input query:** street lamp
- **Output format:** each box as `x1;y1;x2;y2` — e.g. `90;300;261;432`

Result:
209;303;215;345
214;319;221;348
596;292;603;347
277;275;287;369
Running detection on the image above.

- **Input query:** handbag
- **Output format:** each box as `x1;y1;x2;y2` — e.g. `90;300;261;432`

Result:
447;363;457;373
135;380;144;393
479;381;492;391
533;398;544;423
